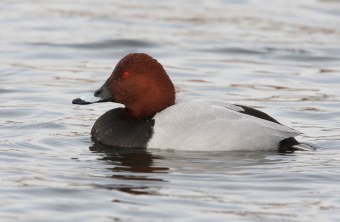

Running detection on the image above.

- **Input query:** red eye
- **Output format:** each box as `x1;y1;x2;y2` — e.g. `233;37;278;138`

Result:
123;71;129;78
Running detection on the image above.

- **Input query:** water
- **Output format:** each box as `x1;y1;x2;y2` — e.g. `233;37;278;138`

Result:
1;0;340;221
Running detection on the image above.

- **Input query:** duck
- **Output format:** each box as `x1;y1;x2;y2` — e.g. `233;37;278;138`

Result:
73;53;313;152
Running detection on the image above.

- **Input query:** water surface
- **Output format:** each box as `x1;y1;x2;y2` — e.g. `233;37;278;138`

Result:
1;0;340;221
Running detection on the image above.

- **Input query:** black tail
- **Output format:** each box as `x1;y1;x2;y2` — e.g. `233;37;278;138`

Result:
279;137;316;153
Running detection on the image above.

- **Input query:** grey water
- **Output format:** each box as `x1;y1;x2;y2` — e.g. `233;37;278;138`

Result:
1;0;340;221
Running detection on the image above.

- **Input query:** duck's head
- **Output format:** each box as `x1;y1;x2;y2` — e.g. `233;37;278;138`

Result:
73;53;175;118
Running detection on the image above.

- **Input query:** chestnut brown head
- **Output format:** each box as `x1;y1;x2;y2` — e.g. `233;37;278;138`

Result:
73;53;176;118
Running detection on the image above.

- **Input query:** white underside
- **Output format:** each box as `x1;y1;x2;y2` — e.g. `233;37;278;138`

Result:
147;99;301;151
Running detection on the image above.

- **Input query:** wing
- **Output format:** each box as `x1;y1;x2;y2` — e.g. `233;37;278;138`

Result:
235;104;281;124
147;99;301;151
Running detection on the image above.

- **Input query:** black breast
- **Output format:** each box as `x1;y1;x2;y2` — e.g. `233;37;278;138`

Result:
91;108;155;148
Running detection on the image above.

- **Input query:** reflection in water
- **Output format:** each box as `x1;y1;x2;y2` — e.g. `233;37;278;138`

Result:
89;144;169;195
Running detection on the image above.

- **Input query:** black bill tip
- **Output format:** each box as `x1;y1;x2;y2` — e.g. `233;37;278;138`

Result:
72;98;91;105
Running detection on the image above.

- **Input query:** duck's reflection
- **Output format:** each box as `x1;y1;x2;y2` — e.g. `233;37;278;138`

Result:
89;143;169;195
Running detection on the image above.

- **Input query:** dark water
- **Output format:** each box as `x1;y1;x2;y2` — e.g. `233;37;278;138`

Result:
1;0;340;221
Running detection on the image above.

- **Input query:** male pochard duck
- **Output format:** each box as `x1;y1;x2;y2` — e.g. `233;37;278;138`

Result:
73;53;311;152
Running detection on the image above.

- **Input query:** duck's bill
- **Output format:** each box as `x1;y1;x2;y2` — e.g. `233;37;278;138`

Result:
72;93;114;105
72;79;114;105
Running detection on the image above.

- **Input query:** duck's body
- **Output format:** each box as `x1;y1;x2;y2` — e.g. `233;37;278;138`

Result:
73;53;310;152
148;99;300;151
91;99;301;151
